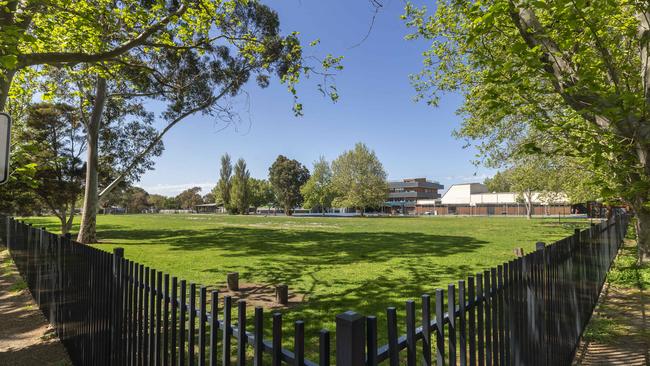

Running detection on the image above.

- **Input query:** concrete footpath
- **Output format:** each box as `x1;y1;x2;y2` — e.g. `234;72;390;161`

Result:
0;248;70;366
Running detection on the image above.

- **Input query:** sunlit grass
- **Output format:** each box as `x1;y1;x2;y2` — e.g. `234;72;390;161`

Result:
23;214;584;359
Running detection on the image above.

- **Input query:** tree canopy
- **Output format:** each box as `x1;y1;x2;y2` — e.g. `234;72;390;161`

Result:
268;155;310;215
405;0;650;260
301;156;335;214
331;143;387;214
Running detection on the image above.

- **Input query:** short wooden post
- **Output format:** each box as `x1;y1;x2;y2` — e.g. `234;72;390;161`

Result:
227;272;239;291
335;311;365;366
513;248;525;257
535;242;546;251
275;284;288;305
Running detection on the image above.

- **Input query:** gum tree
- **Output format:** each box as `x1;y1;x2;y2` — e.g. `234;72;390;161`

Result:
4;1;340;243
406;1;650;261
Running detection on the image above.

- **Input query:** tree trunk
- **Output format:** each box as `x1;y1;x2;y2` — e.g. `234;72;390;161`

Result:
0;70;16;111
77;77;107;244
634;204;650;263
523;191;533;219
63;203;75;234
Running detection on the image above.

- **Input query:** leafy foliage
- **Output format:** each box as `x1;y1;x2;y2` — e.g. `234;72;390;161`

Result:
216;153;233;209
175;187;203;210
331;143;387;213
17;103;85;232
230;158;250;214
300;156;335;213
404;0;650;259
268;155;310;215
248;178;274;209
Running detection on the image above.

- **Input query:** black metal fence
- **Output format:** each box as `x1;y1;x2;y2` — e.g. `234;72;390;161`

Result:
1;214;628;366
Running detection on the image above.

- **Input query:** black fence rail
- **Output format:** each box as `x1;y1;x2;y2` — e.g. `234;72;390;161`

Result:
1;215;628;366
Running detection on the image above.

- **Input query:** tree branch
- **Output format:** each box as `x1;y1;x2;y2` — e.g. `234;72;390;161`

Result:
16;4;187;68
98;82;236;199
507;0;612;129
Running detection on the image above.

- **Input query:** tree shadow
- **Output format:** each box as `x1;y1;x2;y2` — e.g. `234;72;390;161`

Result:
98;225;488;265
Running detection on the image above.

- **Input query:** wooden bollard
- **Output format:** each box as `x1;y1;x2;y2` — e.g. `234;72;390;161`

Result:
276;284;288;305
227;272;239;291
514;248;525;257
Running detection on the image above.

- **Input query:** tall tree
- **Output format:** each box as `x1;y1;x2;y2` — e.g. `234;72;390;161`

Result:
300;156;335;214
230;158;250;214
217;153;233;212
176;187;203;210
405;1;650;261
268;155;310;215
4;1;341;243
508;158;549;219
19;103;85;233
484;171;513;193
148;194;168;211
249;178;274;212
331;143;387;215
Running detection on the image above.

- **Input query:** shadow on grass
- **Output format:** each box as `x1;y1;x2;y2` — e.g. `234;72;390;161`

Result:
97;225;488;266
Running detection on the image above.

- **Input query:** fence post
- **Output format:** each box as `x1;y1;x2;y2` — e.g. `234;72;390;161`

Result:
535;242;549;366
111;247;124;365
336;311;365;366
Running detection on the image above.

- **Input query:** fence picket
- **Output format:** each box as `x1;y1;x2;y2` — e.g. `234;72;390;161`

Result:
237;300;246;366
319;329;330;366
254;307;264;366
164;274;170;366
199;287;207;366
476;273;484;366
271;312;282;366
223;296;232;366
406;300;416;366
171;277;178;365
189;283;196;366
386;307;398;366
144;267;150;366
422;294;432;366
156;271;163;366
459;280;467;366
467;277;476;366
179;280;187;366
435;289;444;366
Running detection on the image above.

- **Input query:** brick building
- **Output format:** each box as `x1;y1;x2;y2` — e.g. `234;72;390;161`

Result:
385;178;444;215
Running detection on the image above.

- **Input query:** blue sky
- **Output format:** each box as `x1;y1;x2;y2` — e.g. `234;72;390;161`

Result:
136;0;495;196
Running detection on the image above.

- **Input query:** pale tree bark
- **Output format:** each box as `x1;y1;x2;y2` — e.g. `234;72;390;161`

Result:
58;203;75;235
524;191;533;219
77;77;107;243
634;201;650;263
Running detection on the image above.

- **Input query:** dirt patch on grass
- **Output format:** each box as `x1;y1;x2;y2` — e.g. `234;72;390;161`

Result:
215;282;306;310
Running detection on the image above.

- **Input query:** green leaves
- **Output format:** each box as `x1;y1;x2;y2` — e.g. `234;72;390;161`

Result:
404;0;650;208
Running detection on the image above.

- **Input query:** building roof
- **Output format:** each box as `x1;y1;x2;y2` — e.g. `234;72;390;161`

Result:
194;203;219;207
388;180;444;190
441;182;569;205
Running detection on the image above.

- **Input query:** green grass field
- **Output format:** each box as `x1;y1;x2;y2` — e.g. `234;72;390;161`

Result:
23;214;584;357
